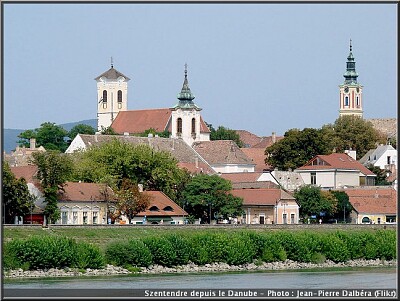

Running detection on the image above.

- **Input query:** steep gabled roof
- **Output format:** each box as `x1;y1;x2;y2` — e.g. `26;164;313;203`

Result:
94;66;130;81
235;130;263;148
359;144;397;166
341;187;397;214
136;191;187;217
192;140;254;165
295;153;375;176
58;182;115;202
231;188;295;206
252;135;284;149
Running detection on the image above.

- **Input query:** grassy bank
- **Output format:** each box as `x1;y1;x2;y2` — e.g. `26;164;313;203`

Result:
3;226;396;272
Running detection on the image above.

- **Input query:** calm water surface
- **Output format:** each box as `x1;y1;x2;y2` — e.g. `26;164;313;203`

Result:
4;268;397;289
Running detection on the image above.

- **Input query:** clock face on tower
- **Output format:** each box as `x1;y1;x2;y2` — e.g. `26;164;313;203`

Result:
344;86;349;93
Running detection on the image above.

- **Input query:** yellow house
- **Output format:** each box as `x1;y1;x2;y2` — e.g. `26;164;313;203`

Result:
231;188;299;224
345;186;397;224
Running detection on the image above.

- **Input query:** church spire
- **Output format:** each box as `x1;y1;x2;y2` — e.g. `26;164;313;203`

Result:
343;39;358;84
177;63;195;101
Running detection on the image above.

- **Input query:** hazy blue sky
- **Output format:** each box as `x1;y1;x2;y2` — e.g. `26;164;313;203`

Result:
3;3;397;137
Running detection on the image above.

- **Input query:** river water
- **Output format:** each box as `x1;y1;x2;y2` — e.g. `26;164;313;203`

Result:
4;268;397;290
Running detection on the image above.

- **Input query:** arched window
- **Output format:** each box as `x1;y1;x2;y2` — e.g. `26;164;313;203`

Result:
117;90;122;109
149;206;160;212
345;96;349;106
362;217;370;224
191;118;196;134
177;118;182;134
102;90;108;109
163;206;174;212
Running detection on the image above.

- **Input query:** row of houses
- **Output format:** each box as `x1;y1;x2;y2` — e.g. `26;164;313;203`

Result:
7;132;397;225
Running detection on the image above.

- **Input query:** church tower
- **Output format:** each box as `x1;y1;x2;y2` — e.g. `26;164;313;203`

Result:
339;40;363;118
170;64;203;146
95;60;130;131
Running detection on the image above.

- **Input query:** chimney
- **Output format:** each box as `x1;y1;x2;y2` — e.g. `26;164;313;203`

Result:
195;157;199;168
272;132;276;143
138;184;143;192
30;138;36;149
345;149;357;160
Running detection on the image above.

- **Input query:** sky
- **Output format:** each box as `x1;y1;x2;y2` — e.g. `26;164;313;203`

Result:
2;2;398;137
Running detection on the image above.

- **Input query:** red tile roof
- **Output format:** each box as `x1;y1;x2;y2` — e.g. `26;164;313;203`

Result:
342;187;397;214
111;109;172;134
220;172;263;183
10;165;40;185
58;182;115;202
231;188;295;206
252;135;284;149
296;153;376;176
235;130;262;147
111;109;210;134
136;191;187;217
241;148;273;171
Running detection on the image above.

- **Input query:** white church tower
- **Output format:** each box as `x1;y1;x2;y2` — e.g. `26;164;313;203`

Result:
95;60;130;131
170;64;204;146
339;40;363;118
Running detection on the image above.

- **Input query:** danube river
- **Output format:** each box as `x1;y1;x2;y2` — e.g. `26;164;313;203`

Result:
3;267;397;298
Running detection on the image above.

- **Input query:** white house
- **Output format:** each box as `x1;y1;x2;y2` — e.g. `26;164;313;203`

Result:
359;144;397;171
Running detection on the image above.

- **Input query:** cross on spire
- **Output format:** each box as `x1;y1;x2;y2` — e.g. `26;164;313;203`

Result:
111;56;114;68
184;63;188;78
349;39;352;52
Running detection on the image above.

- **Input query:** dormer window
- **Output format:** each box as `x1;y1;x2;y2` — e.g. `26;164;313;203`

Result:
163;206;174;212
149;206;160;212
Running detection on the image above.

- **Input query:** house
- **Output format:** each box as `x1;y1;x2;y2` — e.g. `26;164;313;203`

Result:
107;66;211;146
4;138;45;167
230;188;299;224
359;144;397;172
192;140;255;173
56;182;114;225
294;153;376;189
131;191;188;225
10;165;46;224
65;134;216;175
342;186;397;224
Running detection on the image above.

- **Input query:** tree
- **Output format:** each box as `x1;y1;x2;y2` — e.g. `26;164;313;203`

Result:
18;122;69;152
182;174;244;223
293;185;338;222
114;178;152;224
330;190;352;223
323;116;386;159
68;124;96;141
366;164;391;186
265;128;332;170
209;124;244;148
71;139;190;200
2;161;36;224
31;150;74;224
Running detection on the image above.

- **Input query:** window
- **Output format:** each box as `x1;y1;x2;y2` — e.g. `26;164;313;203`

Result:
117;90;122;109
72;212;78;224
283;213;287;224
61;212;68;224
356;96;360;107
191;118;196;134
345;96;349;106
149;206;160;212
377;217;381;224
290;213;295;224
361;216;370;224
163;206;174;212
386;215;396;223
387;156;391;165
83;212;88;224
311;172;316;185
177;118;182;134
102;90;107;109
93;212;98;224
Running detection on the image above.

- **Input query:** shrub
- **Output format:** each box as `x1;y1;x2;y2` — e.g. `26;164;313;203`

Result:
224;233;257;265
165;234;191;265
74;243;105;269
142;237;177;267
104;239;153;268
321;233;350;262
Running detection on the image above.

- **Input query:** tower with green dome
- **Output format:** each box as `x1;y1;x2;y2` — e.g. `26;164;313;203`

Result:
339;40;363;118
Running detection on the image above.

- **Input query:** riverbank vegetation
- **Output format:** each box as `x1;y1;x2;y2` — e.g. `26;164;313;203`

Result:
3;227;396;272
